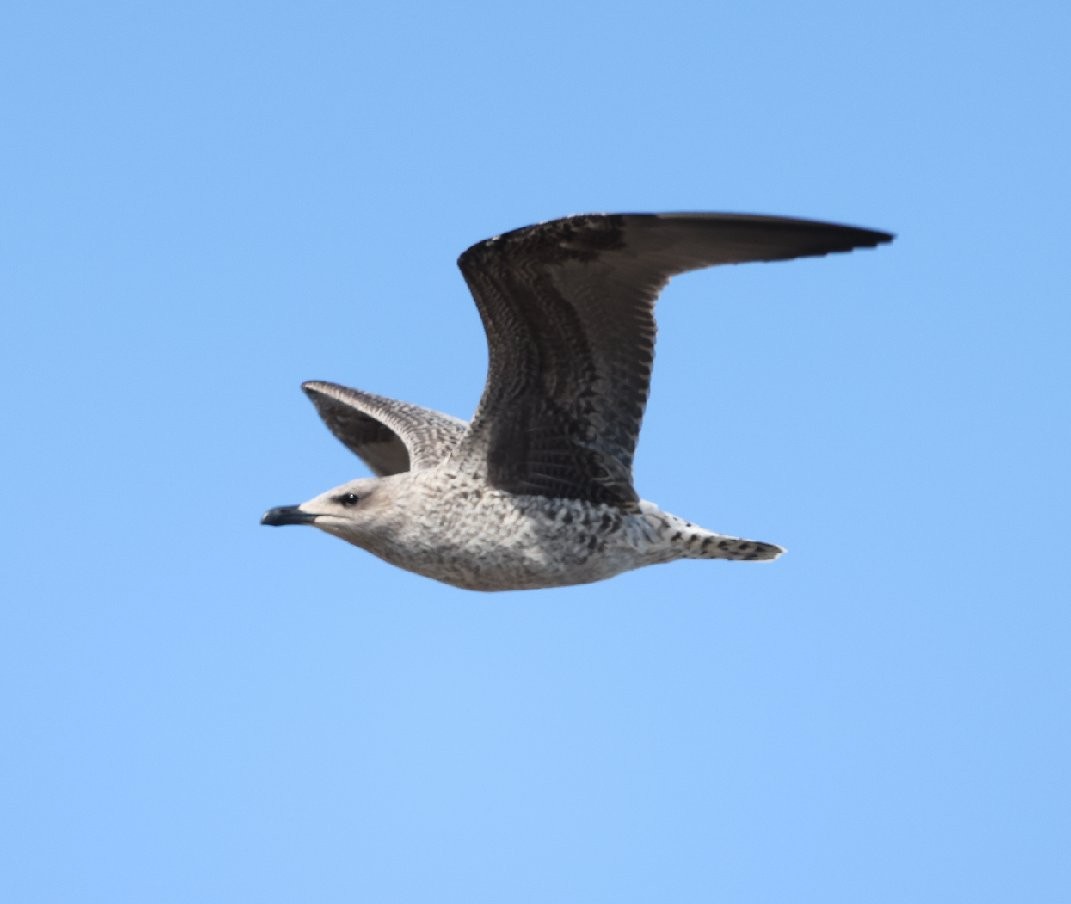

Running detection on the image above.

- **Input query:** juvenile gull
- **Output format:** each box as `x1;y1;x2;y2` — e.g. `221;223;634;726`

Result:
262;213;893;590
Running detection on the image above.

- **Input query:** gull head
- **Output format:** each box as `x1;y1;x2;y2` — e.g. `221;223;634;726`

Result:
261;476;388;547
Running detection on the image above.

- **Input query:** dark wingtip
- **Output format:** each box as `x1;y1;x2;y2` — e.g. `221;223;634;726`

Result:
857;226;895;247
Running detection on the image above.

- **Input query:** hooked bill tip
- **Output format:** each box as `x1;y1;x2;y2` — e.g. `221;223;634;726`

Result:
261;505;316;527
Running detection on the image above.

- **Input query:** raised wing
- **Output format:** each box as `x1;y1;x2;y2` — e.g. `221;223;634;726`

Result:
450;213;893;505
303;381;467;476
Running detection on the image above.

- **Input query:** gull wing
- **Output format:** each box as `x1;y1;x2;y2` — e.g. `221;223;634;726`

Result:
303;380;467;476
450;213;893;505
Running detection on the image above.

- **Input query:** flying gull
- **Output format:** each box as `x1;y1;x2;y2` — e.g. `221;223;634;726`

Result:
262;213;893;590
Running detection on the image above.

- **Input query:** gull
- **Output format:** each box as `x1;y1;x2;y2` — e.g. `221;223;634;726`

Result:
262;212;892;590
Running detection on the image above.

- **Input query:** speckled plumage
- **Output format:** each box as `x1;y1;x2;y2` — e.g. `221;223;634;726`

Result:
262;212;893;591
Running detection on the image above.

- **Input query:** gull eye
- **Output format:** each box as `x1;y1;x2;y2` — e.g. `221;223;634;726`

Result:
336;492;361;507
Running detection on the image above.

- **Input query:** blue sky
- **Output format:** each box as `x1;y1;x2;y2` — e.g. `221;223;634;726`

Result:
2;1;1068;901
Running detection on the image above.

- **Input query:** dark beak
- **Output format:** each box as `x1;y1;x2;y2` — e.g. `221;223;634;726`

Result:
261;505;317;527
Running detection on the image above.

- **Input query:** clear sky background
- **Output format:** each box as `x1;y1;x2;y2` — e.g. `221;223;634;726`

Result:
2;2;1068;902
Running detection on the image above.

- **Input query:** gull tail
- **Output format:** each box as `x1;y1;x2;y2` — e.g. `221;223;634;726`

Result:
680;531;785;562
